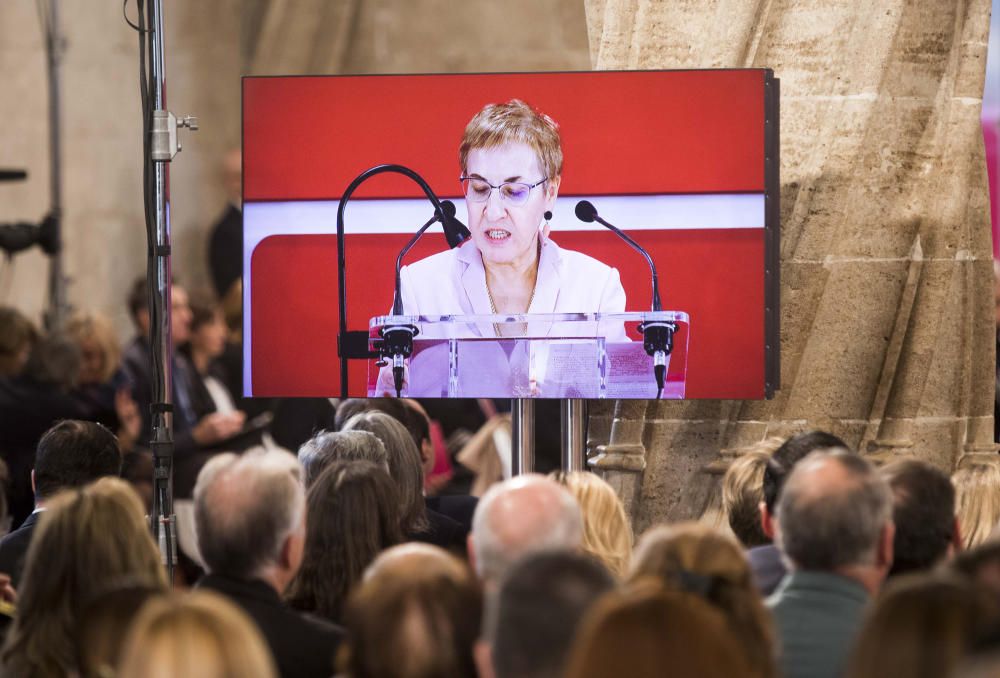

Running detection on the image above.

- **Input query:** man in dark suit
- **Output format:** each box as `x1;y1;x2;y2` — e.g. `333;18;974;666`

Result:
194;449;343;678
121;277;245;497
0;420;122;587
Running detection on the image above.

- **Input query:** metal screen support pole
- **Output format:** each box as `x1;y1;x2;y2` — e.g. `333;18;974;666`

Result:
511;399;535;475
561;399;587;472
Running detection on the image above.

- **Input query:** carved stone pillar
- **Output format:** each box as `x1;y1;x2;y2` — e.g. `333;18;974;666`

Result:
585;0;997;527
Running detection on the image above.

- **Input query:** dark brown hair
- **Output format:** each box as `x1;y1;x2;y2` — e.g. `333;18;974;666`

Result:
285;460;402;624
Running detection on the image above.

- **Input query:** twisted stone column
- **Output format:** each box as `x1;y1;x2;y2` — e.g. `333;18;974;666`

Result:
585;0;996;531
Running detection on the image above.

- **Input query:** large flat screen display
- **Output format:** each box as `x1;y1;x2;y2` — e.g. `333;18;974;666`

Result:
243;70;779;399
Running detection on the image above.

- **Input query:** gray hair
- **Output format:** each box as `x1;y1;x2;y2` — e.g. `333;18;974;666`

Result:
341;411;428;534
193;449;304;579
777;450;893;570
298;429;388;488
471;475;583;583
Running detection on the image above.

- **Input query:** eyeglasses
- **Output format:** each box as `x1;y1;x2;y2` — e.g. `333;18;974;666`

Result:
460;177;548;206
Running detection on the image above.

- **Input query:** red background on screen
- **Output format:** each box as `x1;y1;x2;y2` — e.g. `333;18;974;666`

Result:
244;70;770;398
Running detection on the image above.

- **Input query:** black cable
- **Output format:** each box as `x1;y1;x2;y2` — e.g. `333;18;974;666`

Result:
122;0;147;33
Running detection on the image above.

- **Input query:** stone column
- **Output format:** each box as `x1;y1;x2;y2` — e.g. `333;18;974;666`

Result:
585;0;996;530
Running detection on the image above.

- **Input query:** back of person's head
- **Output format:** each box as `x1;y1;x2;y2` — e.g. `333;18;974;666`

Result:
1;477;167;676
341;410;428;534
118;591;278;678
953;463;1000;549
763;430;848;513
334;398;404;431
563;581;745;678
722;445;780;548
550;471;633;578
471;474;583;583
193;449;304;580
24;332;82;390
777;450;894;572
951;540;1000;600
343;543;482;678
880;458;957;576
846;574;998;678
77;583;162;678
298;429;388;488
284;460;403;623
628;522;775;678
34;419;123;501
0;306;38;376
488;551;615;678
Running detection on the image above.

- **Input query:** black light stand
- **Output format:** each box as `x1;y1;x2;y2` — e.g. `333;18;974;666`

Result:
129;0;198;583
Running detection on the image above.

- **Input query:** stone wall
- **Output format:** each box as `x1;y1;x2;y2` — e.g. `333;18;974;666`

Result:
585;0;997;533
0;0;589;338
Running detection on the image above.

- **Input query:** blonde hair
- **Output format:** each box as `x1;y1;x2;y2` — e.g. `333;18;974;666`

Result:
118;591;278;678
953;463;1000;549
65;311;122;383
721;449;772;547
629;522;776;678
551;471;633;578
459;99;563;181
1;477;167;676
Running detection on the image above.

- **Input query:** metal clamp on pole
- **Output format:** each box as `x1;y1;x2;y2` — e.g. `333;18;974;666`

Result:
151;110;198;161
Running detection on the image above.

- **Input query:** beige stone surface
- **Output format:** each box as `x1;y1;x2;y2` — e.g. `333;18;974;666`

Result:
1;0;589;339
586;0;997;532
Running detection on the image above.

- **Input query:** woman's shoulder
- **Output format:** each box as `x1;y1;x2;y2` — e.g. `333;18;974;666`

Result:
549;241;619;276
400;246;462;277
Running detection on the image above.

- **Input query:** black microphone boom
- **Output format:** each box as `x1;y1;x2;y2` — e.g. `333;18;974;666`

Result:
575;200;674;399
575;200;662;311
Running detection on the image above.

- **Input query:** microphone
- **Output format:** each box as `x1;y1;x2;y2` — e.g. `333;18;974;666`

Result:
380;200;462;396
441;200;471;248
575;200;675;398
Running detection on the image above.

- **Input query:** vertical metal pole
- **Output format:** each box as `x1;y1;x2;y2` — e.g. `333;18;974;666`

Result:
561;399;587;472
44;0;67;331
148;0;176;583
511;399;535;475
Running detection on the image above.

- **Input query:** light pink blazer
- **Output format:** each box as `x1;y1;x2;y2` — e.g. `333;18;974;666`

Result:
398;238;628;341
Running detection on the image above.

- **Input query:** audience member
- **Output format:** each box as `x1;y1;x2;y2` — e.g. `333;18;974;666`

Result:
121;449;154;512
0;477;167;676
480;551;615;678
754;430;849;594
951;539;1000;602
122;277;245;497
469;474;582;587
297;429;388;488
563;581;745;678
342;410;464;549
64;311;141;452
880;458;961;576
551;470;633;578
285;460;403;624
768;450;894;678
629;522;776;678
193;449;343;678
181;294;239;417
0;419;122;587
119;591;278;678
342;543;481;678
846;574;997;678
76;583;161;678
953;463;1000;549
0;332;89;526
722;441;783;548
0;307;36;377
207;148;244;300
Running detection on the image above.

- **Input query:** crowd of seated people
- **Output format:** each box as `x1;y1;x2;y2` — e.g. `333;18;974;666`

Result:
7;315;1000;678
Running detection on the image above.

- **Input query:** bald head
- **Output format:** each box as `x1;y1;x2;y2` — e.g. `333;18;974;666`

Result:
193;449;305;580
366;543;469;584
471;474;583;583
777;450;893;571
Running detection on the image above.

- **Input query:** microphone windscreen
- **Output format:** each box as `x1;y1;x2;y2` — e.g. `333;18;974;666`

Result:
575;200;598;223
439;200;471;248
440;200;457;218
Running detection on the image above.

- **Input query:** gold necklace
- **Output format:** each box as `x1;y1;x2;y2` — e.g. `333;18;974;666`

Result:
486;280;536;337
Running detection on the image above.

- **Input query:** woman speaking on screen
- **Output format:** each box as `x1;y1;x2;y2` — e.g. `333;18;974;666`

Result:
397;99;627;336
